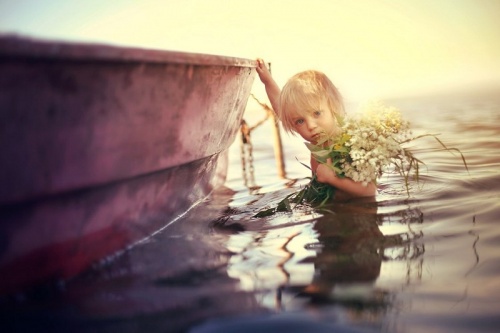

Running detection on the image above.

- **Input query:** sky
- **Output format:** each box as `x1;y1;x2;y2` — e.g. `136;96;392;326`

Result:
1;0;500;101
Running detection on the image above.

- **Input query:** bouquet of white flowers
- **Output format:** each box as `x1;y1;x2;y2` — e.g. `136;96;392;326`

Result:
307;101;418;189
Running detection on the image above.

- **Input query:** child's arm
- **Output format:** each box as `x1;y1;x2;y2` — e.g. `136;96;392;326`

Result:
312;157;377;198
256;59;281;113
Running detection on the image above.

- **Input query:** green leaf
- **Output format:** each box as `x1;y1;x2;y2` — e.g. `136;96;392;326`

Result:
312;150;331;158
276;197;292;212
253;207;276;218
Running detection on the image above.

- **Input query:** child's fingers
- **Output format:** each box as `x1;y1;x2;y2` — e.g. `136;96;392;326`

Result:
256;59;270;72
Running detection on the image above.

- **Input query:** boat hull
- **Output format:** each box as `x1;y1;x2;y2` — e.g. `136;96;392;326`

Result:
0;36;255;294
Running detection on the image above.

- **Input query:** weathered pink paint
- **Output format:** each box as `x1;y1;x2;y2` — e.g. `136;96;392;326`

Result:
0;36;256;294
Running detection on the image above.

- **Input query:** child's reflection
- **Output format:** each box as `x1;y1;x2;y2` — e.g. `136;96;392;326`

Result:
301;198;386;301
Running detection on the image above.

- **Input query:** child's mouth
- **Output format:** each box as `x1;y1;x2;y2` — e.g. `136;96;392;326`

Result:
311;133;324;142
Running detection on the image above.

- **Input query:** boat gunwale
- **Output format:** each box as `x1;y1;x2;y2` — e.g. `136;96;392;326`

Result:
0;35;257;68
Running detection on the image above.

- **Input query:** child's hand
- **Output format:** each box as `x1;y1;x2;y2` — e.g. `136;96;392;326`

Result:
315;158;337;184
256;58;273;85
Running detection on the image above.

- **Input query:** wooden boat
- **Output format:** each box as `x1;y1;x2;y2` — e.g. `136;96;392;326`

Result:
0;36;256;295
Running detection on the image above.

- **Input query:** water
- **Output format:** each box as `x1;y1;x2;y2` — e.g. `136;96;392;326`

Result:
2;90;500;332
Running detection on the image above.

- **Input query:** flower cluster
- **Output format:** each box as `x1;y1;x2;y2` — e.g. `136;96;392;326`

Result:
306;101;416;188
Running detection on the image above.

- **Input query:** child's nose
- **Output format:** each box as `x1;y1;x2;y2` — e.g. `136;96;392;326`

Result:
306;118;317;130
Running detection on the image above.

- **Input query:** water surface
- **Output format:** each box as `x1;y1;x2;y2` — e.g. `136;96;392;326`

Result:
215;91;500;332
2;91;500;333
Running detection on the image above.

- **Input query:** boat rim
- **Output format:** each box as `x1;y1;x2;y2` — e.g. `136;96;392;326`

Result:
0;34;257;68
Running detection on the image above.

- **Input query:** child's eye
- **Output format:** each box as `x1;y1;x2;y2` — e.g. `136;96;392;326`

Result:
294;119;304;126
313;110;322;117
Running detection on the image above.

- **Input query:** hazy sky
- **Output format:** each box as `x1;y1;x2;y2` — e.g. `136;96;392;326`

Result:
2;0;499;100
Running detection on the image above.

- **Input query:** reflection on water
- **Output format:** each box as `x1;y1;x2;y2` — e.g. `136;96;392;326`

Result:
217;192;426;330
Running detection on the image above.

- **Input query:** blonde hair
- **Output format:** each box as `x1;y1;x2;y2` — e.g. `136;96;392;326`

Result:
278;70;345;134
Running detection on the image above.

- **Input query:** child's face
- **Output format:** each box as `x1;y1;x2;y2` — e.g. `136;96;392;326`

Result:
290;99;340;143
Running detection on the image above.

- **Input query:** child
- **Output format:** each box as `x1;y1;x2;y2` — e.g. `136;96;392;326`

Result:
255;59;376;199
